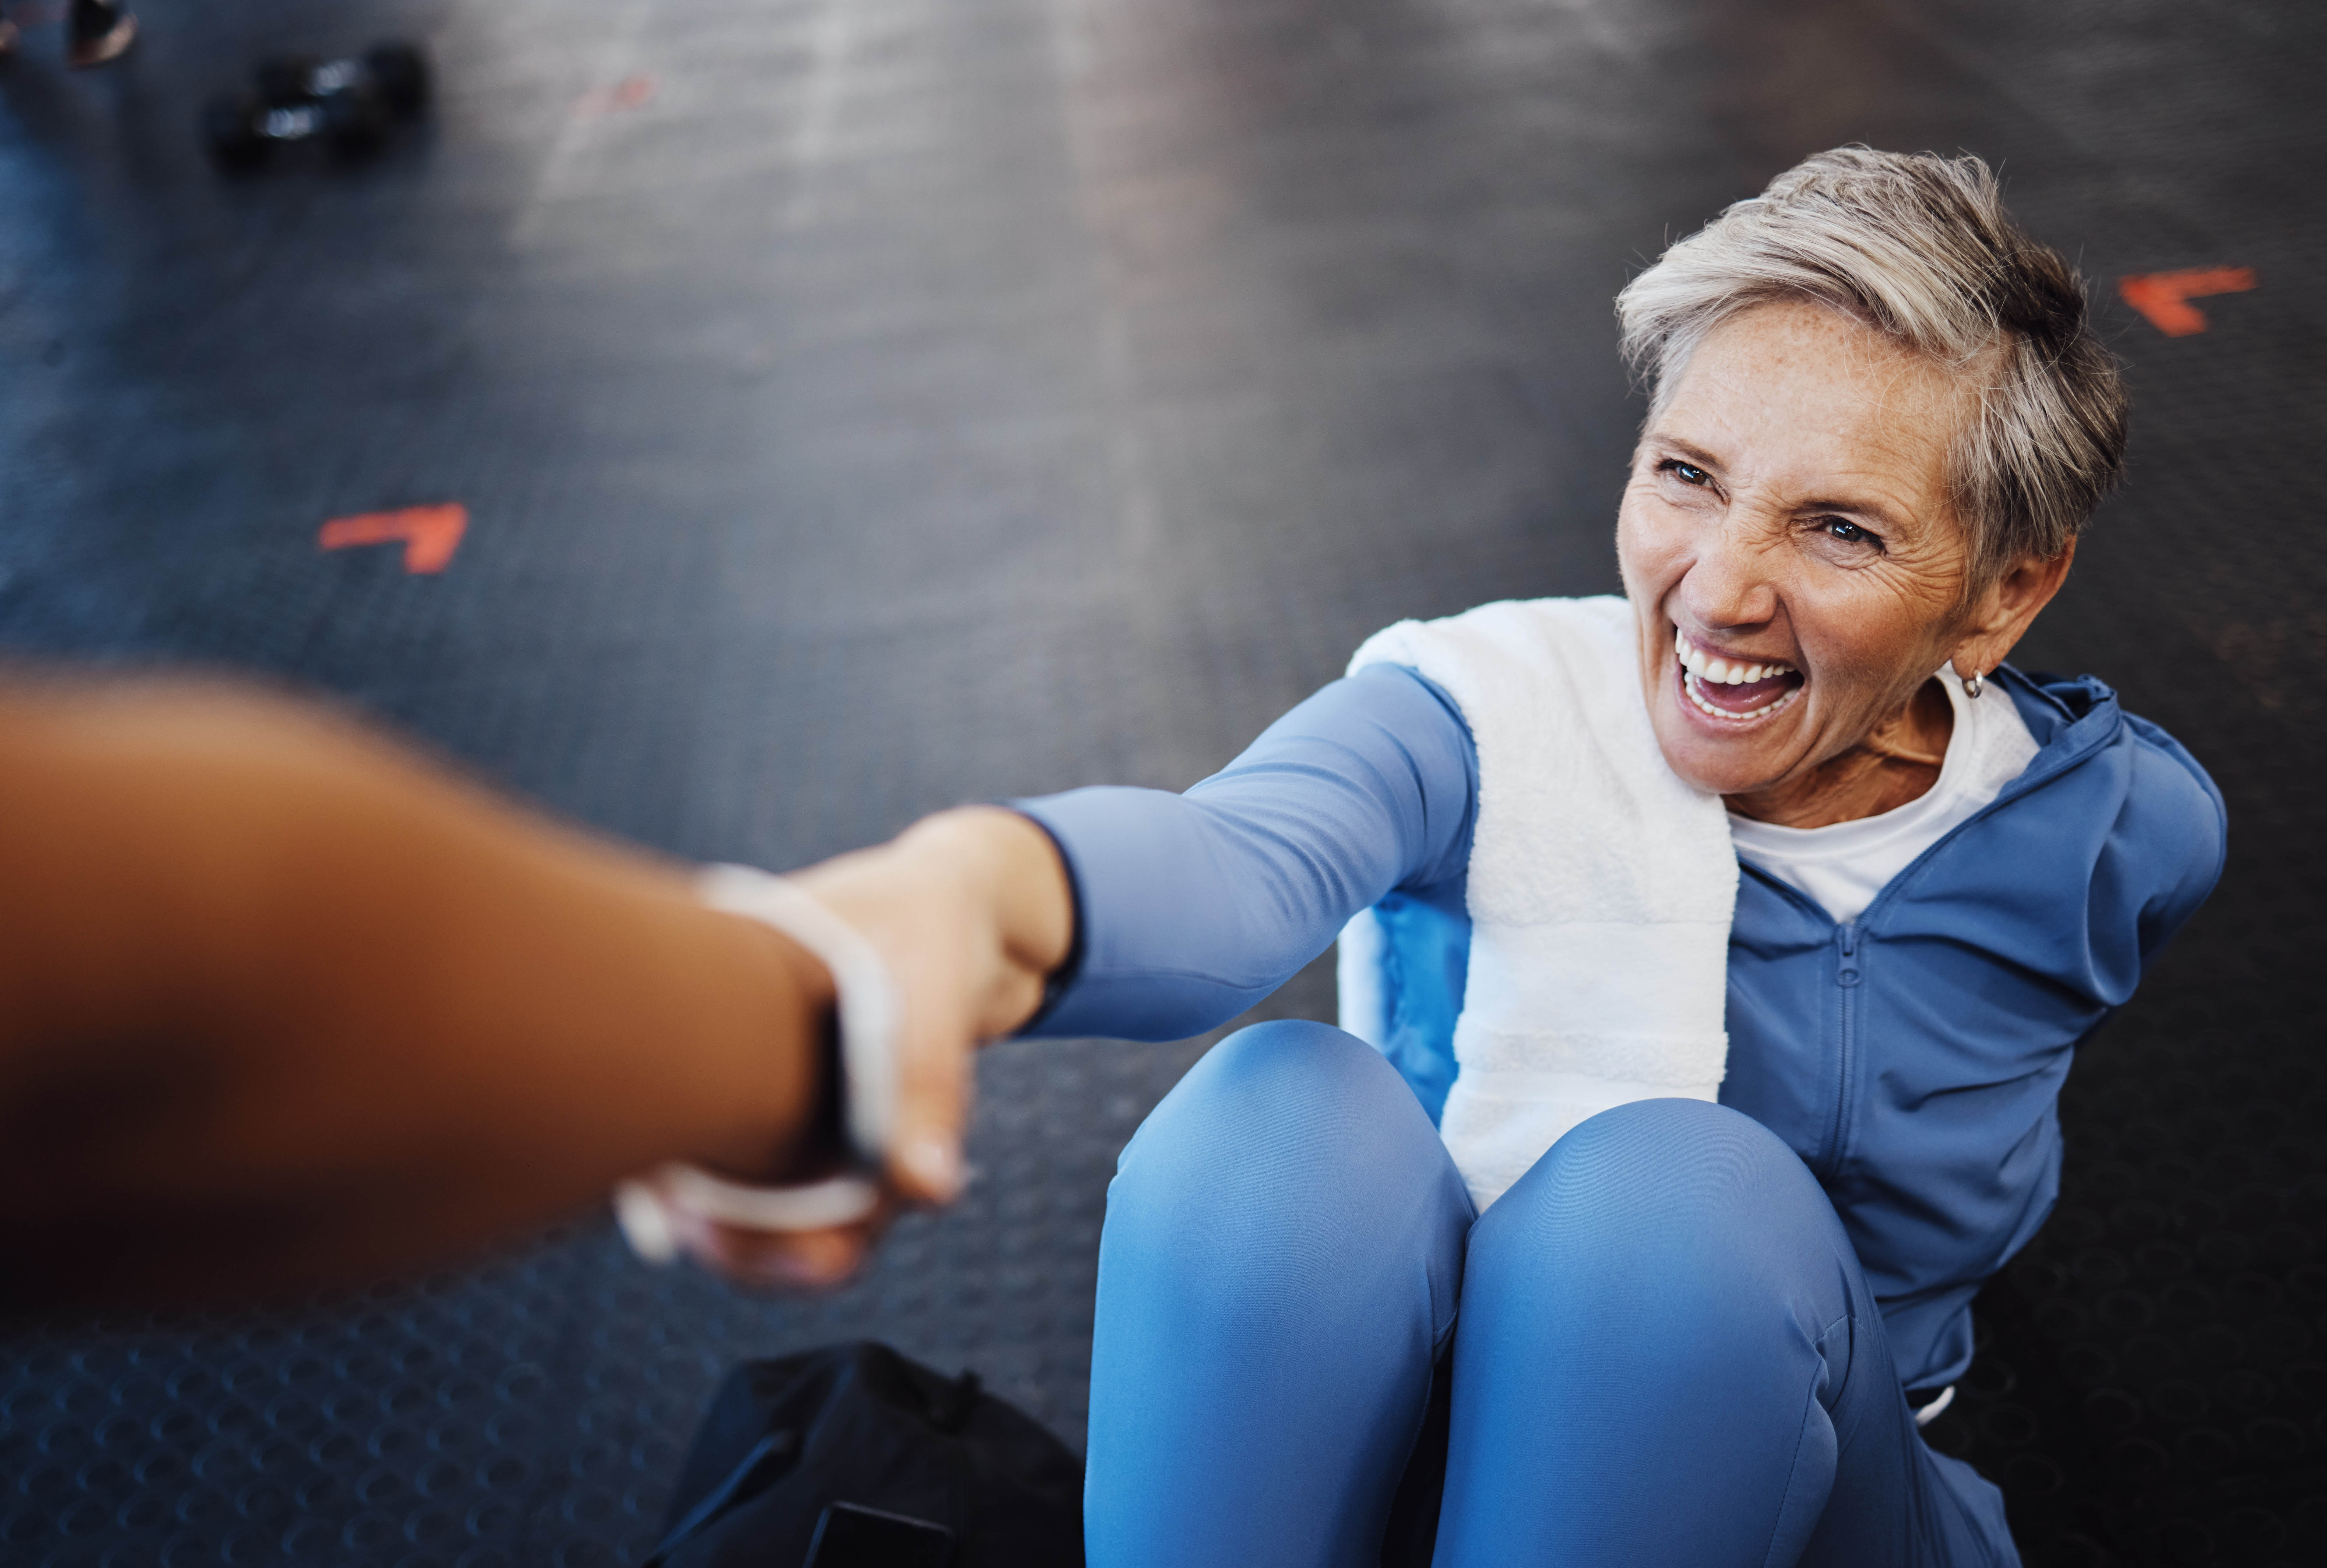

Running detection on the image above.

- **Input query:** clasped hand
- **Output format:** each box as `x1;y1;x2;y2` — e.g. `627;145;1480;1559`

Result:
635;807;1075;1291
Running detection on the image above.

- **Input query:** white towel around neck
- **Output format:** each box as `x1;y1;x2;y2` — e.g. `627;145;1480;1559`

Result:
1341;596;1739;1210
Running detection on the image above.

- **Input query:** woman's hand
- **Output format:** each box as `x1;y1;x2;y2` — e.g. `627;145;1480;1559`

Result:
658;807;1075;1290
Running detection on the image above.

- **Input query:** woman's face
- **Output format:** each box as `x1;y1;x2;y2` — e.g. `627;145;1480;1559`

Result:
1618;300;1987;802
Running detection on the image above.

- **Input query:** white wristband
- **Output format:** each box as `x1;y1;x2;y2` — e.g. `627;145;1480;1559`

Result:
613;865;903;1264
698;863;902;1161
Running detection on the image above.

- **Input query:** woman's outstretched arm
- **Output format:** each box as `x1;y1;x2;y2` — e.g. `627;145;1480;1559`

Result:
1014;663;1478;1041
0;675;1064;1314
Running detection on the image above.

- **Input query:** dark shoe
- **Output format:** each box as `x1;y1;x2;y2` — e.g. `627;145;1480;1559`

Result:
66;0;137;69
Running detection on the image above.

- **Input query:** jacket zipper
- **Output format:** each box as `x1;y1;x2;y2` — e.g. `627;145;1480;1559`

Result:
1825;921;1863;1178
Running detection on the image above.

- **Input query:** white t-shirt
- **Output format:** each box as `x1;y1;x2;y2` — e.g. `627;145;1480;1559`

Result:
1726;666;2039;924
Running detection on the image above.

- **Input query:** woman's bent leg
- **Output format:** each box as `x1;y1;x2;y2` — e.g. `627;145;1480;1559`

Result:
1433;1098;2015;1568
1085;1020;1473;1568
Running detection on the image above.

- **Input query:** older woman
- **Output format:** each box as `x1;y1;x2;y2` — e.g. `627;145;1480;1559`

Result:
663;150;2223;1566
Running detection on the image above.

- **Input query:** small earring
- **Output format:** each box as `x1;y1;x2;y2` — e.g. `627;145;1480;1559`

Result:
1963;670;1984;699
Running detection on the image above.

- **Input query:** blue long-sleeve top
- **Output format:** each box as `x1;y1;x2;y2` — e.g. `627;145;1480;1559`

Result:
1013;661;2225;1395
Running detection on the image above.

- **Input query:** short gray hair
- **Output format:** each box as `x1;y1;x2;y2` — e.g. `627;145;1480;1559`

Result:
1616;147;2126;581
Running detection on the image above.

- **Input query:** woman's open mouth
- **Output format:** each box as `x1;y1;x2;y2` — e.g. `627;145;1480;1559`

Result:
1673;626;1806;722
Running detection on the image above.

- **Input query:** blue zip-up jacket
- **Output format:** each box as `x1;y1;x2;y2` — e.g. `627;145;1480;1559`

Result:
1015;660;2225;1396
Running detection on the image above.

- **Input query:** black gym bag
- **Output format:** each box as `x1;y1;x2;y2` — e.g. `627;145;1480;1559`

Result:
641;1341;1084;1568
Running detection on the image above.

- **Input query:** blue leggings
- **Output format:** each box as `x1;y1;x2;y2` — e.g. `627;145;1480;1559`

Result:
1085;1022;2018;1567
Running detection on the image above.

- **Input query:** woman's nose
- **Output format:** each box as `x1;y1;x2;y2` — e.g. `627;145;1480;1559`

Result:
1679;526;1781;630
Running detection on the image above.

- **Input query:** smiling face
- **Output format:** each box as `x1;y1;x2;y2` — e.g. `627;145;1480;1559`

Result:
1619;300;2038;815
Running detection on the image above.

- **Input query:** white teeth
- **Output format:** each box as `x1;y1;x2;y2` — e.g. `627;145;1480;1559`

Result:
1671;626;1805;721
1671;627;1796;685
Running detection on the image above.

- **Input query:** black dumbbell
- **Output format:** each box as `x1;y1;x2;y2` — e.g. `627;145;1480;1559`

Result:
202;41;429;171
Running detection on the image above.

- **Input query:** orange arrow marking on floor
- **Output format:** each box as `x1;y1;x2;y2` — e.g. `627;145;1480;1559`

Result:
578;72;657;115
319;504;468;574
2118;267;2256;337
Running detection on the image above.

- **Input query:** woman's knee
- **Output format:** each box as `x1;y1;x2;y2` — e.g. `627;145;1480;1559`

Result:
1520;1097;1825;1224
1105;1019;1468;1298
1117;1019;1437;1189
1471;1099;1849;1323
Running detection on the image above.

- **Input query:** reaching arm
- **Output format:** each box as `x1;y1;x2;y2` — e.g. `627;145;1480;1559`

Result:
1013;663;1478;1041
0;676;1063;1313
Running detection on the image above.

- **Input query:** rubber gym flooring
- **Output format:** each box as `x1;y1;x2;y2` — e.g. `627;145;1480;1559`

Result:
1;0;2321;1563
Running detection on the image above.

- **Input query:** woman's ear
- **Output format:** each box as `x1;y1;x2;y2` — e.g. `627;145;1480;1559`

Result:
1949;538;2077;681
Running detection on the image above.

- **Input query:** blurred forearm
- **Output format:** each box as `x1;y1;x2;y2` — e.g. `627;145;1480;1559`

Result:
0;676;830;1314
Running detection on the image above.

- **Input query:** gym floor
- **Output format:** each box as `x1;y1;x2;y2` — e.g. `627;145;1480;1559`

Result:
2;0;2320;1563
